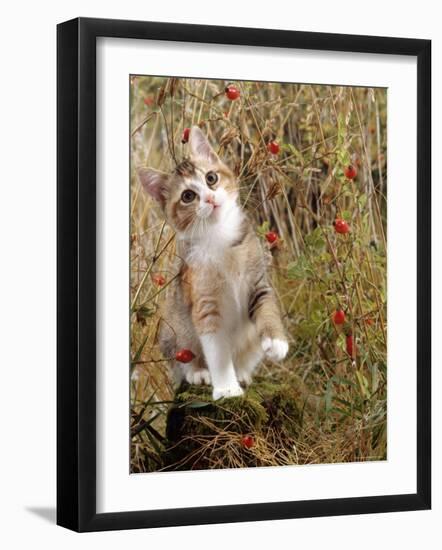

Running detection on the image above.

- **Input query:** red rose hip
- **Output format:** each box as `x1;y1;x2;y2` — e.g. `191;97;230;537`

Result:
181;127;190;143
267;141;280;155
152;273;166;286
225;84;240;100
241;435;255;449
175;349;195;363
346;334;356;357
333;309;346;325
265;231;279;244
333;219;350;234
344;164;357;180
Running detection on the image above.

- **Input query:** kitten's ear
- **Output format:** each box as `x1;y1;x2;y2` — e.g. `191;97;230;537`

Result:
189;126;219;163
137;167;168;207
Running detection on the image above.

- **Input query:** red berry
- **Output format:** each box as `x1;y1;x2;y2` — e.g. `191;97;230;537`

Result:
365;318;374;326
225;85;240;101
333;219;350;234
267;141;280;155
175;349;195;363
333;309;346;325
152;273;166;286
346;334;356;357
143;95;154;106
181;127;190;143
241;435;254;449
344;164;357;180
265;231;279;244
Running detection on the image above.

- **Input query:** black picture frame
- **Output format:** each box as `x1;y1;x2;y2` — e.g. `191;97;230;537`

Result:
57;17;431;532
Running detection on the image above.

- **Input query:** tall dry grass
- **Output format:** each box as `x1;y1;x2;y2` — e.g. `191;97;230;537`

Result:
130;76;387;472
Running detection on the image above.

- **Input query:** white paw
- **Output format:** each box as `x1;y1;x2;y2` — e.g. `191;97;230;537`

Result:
212;384;244;400
185;367;211;385
261;337;289;362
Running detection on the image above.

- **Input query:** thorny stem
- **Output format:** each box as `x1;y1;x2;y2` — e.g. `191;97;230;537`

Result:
350;89;387;250
131;222;171;311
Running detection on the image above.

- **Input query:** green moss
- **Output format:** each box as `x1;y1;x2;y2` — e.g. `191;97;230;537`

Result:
163;378;301;471
252;378;302;438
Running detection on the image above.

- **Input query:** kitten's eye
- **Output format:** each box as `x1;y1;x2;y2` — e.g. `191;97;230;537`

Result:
181;189;196;203
205;171;218;187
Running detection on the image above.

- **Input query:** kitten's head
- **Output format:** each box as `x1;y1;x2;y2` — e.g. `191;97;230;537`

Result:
137;127;239;237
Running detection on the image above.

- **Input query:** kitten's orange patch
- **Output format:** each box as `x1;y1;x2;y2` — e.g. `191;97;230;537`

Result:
171;198;195;232
217;166;237;193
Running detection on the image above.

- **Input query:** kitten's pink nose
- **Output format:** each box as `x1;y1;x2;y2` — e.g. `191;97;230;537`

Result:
205;195;217;206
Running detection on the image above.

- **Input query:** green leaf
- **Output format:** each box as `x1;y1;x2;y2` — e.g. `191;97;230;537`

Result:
332;375;356;388
336;333;346;352
370;363;379;394
287;255;311;280
256;220;270;236
296;319;319;339
318;252;332;263
355;370;370;399
337;113;346;147
358;193;368;209
341;210;352;222
305;227;325;250
342;188;354;198
137;305;155;318
179;400;211;409
283;143;302;160
330;407;352;417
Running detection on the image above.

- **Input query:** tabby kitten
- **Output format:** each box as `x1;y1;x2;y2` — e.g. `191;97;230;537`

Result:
137;127;288;399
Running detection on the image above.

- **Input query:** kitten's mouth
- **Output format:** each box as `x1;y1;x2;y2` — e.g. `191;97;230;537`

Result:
210;204;222;218
208;203;220;215
198;202;222;221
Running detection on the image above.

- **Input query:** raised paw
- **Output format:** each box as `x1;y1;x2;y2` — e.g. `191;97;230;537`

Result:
212;384;244;400
184;367;211;386
261;337;289;362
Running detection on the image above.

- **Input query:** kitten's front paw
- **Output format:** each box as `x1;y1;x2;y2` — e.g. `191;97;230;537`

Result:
261;337;289;362
185;367;211;386
212;384;244;400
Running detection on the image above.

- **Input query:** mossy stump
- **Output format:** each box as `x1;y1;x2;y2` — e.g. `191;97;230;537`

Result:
163;378;301;471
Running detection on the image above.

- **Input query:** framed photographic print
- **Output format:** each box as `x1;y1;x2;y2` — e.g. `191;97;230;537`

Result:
57;17;431;532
